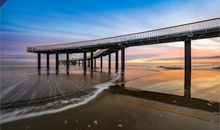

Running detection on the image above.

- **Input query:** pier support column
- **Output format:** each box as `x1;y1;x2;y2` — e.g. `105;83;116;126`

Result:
83;52;87;72
115;50;119;72
66;53;69;71
184;40;191;98
108;53;111;72
90;51;94;71
79;60;80;66
94;58;96;69
88;60;90;67
38;53;41;70
56;53;59;73
100;56;103;71
46;53;49;70
121;48;125;73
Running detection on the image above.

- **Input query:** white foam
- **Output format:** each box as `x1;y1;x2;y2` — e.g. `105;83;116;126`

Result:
0;75;118;124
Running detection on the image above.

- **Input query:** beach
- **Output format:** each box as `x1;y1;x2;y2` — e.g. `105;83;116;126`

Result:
2;1;220;129
0;63;219;130
1;87;219;130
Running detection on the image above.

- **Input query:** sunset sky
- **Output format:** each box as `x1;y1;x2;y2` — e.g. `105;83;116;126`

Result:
1;0;220;65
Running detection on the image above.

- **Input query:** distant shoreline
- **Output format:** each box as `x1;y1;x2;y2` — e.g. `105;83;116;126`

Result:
159;66;183;70
212;66;220;70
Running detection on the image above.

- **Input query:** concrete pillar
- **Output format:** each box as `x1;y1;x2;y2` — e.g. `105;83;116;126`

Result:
88;59;90;67
79;60;80;66
38;53;41;70
91;51;93;71
184;40;191;98
108;53;111;71
94;58;96;69
46;53;49;70
121;48;125;72
66;53;69;70
100;56;103;71
115;50;118;72
83;52;87;72
56;53;59;73
121;72;125;88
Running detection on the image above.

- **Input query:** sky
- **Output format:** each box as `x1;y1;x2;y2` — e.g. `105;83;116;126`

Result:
1;0;220;65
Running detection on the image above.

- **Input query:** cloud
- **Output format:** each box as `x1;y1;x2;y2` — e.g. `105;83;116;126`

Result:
0;53;35;60
1;0;220;64
155;55;220;61
126;53;159;60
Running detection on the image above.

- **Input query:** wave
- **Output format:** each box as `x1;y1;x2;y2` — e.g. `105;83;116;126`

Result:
0;75;118;124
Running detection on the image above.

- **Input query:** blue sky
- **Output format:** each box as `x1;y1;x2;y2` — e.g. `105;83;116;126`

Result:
1;0;220;64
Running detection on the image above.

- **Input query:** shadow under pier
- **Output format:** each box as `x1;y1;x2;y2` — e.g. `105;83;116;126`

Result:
109;85;219;113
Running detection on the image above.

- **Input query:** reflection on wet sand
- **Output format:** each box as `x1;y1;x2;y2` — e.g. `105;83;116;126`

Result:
1;64;219;130
116;66;220;113
123;66;220;102
110;86;219;113
1;70;112;105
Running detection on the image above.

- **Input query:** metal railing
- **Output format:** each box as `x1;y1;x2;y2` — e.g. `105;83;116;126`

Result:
27;18;220;52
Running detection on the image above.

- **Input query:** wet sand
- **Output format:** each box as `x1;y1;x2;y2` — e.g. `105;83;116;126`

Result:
1;72;112;104
2;87;219;130
1;64;219;130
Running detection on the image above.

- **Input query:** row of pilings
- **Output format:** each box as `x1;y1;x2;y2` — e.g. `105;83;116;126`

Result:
37;48;125;75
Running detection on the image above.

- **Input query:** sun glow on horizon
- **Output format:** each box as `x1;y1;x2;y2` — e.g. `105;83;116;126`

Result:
127;58;220;64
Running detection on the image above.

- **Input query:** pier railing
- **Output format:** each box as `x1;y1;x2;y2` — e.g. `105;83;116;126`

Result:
27;18;220;52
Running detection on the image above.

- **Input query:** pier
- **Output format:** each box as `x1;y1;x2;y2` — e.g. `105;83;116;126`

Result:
27;18;220;97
